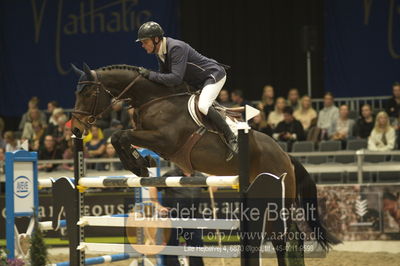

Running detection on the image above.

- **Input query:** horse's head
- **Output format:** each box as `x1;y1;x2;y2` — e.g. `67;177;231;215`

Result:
70;63;113;137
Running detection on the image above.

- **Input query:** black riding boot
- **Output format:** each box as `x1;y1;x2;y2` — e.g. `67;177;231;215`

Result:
206;107;238;161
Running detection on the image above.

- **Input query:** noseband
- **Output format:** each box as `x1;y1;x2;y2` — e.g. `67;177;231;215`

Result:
72;70;141;129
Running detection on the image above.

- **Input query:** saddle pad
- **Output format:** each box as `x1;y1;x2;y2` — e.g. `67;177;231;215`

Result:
187;94;239;136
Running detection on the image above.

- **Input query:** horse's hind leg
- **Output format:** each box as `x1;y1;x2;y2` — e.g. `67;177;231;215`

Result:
272;238;287;266
111;130;148;176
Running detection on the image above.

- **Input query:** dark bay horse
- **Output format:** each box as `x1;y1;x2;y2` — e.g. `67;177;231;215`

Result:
70;63;339;265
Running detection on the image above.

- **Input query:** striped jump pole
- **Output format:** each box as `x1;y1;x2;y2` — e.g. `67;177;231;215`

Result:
78;175;238;188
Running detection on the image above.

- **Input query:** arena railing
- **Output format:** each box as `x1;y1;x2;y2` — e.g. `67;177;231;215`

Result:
289;150;400;183
248;95;390;112
310;95;391;112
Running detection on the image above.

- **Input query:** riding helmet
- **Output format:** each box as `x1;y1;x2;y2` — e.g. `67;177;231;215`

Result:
136;21;164;42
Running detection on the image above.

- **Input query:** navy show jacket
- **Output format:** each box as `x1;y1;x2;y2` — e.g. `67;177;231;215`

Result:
148;37;226;89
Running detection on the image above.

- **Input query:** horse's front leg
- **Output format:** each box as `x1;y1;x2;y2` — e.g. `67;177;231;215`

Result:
111;129;164;177
111;130;149;176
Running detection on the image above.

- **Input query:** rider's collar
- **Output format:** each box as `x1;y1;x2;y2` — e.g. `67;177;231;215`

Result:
157;37;167;58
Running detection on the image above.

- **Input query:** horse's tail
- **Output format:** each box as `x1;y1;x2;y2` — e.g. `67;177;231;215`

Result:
290;155;342;250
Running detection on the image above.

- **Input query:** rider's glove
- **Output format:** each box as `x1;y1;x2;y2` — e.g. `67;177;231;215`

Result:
138;67;150;78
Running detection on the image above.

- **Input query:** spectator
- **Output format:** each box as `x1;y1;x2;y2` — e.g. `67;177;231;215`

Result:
85;126;106;169
287;88;300;111
317;92;339;140
328;105;355;141
218;89;234;107
46;101;59;122
249;112;273;137
58;120;73;152
61;139;74;171
46;113;68;148
148;166;206;266
267;97;286;129
38;135;62;172
109;101;130;129
21;120;46;151
103;119;123;141
368;111;395;151
385;82;400;119
231;89;250;107
0;147;4;174
18;97;47;130
48;107;65;128
293;95;317;132
97;143;123;171
273;106;305;150
258;85;275;118
353;104;375;139
0;117;5;148
4;131;21;152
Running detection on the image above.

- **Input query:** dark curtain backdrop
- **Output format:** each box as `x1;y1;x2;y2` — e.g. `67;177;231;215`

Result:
179;0;324;101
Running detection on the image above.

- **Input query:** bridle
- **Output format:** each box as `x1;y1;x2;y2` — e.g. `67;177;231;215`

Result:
71;70;141;129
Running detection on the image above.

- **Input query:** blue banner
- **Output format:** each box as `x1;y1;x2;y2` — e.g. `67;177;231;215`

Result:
0;0;180;116
324;0;400;97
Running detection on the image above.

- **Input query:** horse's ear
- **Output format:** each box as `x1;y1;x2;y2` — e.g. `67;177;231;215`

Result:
82;62;93;80
70;64;84;77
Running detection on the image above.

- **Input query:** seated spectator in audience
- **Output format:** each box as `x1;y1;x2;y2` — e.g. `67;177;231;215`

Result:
231;89;250;107
22;120;46;151
0;117;5;148
19;97;47;131
249;112;273;137
61;139;74;171
218;89;234;107
4;131;21;152
0;147;4;174
385;82;400;119
391;112;400;150
328;104;355;141
38;135;62;172
85;126;106;169
267;97;286;129
97;143;123;171
58;120;73;152
287;88;301;111
353;104;375;139
103;119;123;141
109;101;130;129
258;85;275;118
273;107;305;150
317;92;339;140
46;100;59;122
48;107;65;129
293;95;317;132
46;113;68;148
368;111;395;151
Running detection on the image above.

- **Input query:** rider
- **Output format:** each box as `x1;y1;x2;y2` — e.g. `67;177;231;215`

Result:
136;21;238;160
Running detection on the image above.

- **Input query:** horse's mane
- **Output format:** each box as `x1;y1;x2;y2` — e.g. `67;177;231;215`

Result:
95;64;139;72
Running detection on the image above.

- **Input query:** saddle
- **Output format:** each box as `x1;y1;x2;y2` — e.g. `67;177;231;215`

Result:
169;94;243;173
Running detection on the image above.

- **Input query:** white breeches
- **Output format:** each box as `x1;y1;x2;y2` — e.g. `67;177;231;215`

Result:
198;75;227;115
